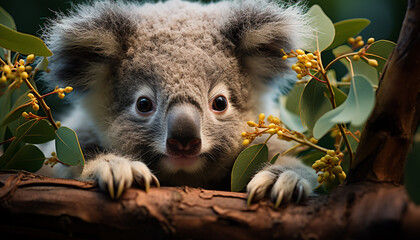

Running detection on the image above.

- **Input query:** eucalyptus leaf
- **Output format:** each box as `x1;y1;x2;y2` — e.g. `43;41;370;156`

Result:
0;24;52;56
304;5;335;52
285;83;305;116
299;78;347;135
55;126;85;166
347;124;363;153
326;18;370;50
366;40;396;73
2;144;45;172
333;45;379;85
279;101;306;133
16;119;55;144
0;7;16;30
35;56;49;71
313;75;375;139
0;88;12;138
0;101;31;129
231;143;268;192
0;118;38;167
269;153;280;165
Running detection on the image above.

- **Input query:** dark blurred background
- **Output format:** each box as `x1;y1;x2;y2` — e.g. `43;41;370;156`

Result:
0;0;407;42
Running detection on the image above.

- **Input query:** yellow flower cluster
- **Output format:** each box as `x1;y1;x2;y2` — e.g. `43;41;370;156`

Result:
312;150;346;185
44;152;60;168
242;113;284;146
0;54;34;86
55;86;73;99
281;49;319;80
27;92;39;111
348;36;378;67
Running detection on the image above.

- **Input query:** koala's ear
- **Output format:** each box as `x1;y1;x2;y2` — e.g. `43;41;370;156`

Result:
43;2;137;89
222;1;308;81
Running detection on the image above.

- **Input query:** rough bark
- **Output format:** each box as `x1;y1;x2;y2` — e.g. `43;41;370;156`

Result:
349;0;420;183
0;170;420;240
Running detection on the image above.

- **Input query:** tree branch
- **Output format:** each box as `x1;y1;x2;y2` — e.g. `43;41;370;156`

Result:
0;171;419;239
349;0;420;183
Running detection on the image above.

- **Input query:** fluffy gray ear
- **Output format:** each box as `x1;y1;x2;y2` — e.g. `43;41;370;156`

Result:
222;1;308;82
43;2;138;90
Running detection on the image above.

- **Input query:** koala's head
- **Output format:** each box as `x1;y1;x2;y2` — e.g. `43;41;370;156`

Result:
43;0;307;187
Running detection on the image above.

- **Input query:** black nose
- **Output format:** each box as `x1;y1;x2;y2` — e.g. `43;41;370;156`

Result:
166;104;201;156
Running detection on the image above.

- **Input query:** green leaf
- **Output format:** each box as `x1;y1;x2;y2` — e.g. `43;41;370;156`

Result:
304;5;335;52
0;24;52;56
269;153;280;165
0;87;12;139
279;101;306;133
331;85;347;106
366;40;396;73
35;56;49;71
326;19;370;51
285;83;305;116
313;75;375;139
3;144;45;172
55;126;85;166
300;150;325;167
333;45;379;85
231;143;268;192
0;101;31;129
0;7;16;30
299;78;346;134
0;118;38;167
347;124;363;153
16;119;55;144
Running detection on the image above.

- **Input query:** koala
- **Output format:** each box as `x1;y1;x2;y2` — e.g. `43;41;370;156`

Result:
39;0;318;204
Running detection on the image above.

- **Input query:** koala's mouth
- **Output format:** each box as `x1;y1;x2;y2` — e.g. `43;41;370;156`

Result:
166;155;200;168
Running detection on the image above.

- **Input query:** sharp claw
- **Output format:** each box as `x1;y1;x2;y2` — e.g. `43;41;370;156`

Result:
144;177;150;193
108;181;115;199
247;189;256;207
116;180;125;199
152;175;160;188
295;184;303;204
274;189;284;208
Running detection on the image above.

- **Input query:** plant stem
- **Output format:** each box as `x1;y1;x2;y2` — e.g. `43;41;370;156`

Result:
21;77;58;130
284;132;329;153
0;137;14;146
316;52;354;166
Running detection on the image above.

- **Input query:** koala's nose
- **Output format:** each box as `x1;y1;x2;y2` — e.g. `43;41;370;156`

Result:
166;104;202;156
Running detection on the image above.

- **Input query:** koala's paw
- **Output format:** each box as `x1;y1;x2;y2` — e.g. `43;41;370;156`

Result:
80;154;160;199
247;166;311;208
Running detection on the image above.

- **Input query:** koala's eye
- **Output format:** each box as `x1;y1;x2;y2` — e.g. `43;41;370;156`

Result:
136;97;154;113
211;95;228;113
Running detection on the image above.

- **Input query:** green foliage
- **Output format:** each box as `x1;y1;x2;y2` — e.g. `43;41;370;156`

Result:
231;143;268;191
270;153;280;164
0;7;16;30
333;45;379;84
4;144;44;172
313;75;375;139
300;78;347;135
55;127;85;166
304;5;335;52
366;40;396;73
232;4;396;193
0;8;84;173
326;18;370;50
0;24;52;56
16;119;55;144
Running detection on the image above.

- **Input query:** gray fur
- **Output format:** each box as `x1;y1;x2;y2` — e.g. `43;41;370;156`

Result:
39;0;317;201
